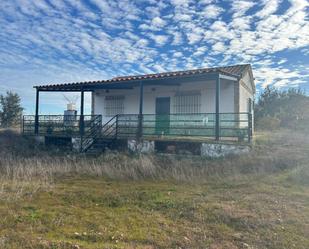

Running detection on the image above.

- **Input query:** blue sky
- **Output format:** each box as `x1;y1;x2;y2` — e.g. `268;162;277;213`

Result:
0;0;308;114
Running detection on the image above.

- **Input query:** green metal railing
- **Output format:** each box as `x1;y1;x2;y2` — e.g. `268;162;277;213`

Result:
23;112;253;143
114;113;252;142
101;115;118;139
22;115;101;137
80;115;102;152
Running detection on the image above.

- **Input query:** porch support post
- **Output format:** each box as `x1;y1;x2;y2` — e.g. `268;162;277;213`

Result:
248;98;253;142
80;88;85;136
34;88;40;135
215;74;220;141
137;81;144;139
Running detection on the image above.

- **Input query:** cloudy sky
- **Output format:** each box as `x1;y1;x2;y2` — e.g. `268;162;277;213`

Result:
0;0;308;113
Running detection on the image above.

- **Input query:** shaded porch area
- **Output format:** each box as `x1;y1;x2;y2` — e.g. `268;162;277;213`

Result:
23;70;253;152
23;112;252;143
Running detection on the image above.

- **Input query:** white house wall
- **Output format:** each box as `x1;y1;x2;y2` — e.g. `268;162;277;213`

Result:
239;70;255;113
239;71;255;129
239;85;249;112
93;79;235;123
241;70;254;93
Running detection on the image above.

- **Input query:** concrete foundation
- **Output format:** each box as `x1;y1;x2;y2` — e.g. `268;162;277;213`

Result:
34;135;45;144
128;139;155;153
201;143;250;158
72;137;81;152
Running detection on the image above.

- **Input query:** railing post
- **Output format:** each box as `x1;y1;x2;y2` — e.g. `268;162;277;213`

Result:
99;115;102;134
137;114;143;139
248;112;252;142
21;115;24;134
80;89;85;136
215;74;220;141
34;89;40;135
137;81;144;140
115;115;118;139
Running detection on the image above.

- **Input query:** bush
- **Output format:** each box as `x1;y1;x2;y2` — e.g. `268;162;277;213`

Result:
0;91;23;128
255;86;309;131
255;116;280;130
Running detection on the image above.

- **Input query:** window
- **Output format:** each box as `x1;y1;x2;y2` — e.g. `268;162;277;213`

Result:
173;92;201;114
105;95;124;116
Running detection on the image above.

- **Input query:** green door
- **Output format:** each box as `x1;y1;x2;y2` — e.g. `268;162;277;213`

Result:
155;97;170;135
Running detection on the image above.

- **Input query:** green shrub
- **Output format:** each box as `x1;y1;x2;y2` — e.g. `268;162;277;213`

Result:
255;86;309;131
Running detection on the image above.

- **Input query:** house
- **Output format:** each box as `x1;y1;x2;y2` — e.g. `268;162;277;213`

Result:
23;64;255;156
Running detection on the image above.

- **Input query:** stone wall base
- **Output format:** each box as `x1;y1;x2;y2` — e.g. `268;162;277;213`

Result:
72;137;81;152
128;139;155;153
201;143;250;158
34;135;45;144
34;135;250;157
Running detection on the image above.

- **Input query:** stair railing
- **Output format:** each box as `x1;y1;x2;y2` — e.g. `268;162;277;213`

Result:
101;115;118;139
80;115;102;152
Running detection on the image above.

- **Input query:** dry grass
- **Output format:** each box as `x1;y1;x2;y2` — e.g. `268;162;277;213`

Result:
0;129;308;200
0;129;308;248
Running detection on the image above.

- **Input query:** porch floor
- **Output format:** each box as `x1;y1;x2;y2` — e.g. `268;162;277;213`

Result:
113;135;252;147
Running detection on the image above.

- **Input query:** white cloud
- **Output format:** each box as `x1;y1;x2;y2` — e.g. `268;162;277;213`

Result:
205;21;234;42
203;4;223;19
135;38;149;47
254;66;306;88
139;64;155;74
286;0;309;15
193;46;207;56
170;31;184;45
173;13;192;21
170;0;191;6
212;42;226;53
152;64;166;72
148;34;169;46
231;0;256;17
231;16;252;30
256;0;281;18
145;6;161;17
187;32;203;44
151;16;166;27
199;0;215;5
173;51;183;57
89;0;113;13
139;23;150;30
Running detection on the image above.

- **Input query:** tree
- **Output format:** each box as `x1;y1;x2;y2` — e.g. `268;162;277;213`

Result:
255;86;309;130
0;91;24;128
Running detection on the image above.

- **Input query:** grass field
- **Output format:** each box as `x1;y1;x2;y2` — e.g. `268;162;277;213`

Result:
0;130;308;249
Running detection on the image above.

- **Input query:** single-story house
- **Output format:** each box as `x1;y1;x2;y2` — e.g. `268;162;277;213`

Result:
23;64;255;156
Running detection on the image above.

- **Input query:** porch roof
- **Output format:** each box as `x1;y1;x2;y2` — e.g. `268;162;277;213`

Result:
34;64;251;91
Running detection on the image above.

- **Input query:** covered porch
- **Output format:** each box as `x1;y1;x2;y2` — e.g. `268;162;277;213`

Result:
23;71;253;152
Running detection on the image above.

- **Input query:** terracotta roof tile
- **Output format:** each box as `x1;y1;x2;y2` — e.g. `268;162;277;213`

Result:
35;64;251;89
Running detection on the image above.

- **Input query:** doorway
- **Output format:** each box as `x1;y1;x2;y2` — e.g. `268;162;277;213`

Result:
155;97;170;135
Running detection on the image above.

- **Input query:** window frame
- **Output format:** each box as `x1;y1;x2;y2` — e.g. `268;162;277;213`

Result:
104;95;125;116
173;91;201;114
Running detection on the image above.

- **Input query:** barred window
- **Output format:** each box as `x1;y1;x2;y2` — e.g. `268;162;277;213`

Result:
105;96;124;116
173;92;201;114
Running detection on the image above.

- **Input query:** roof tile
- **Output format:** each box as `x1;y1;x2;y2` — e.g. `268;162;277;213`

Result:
35;64;251;89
